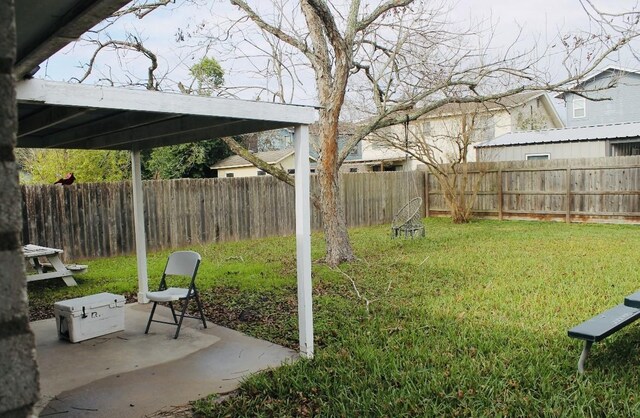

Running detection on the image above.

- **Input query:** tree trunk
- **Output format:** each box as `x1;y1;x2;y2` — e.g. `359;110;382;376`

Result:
316;112;355;267
318;165;354;266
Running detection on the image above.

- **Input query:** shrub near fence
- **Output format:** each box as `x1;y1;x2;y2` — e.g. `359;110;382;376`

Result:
425;155;640;223
21;172;424;261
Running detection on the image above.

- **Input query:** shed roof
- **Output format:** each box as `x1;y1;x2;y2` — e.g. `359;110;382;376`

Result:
476;122;640;148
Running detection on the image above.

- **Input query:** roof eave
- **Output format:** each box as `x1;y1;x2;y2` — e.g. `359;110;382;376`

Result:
17;79;317;125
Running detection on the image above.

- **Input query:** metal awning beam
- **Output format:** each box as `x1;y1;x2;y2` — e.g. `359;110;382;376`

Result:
18;107;93;136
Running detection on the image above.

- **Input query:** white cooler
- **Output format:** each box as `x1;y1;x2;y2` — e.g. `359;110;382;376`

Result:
54;292;125;343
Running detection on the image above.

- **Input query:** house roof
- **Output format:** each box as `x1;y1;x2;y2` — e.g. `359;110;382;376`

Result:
475;121;640;148
555;66;640;99
212;148;315;169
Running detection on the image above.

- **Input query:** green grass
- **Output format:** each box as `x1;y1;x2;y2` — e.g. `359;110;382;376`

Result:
28;219;640;417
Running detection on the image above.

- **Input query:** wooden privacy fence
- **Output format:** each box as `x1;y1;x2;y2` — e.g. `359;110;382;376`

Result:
21;172;424;261
22;155;640;262
425;155;640;223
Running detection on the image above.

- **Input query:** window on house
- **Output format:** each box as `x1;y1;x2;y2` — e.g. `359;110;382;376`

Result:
611;142;640;156
287;169;295;174
347;142;360;157
477;116;495;141
573;98;586;118
257;170;266;176
526;153;550;160
226;173;234;177
310;168;316;173
349;168;358;173
422;121;431;136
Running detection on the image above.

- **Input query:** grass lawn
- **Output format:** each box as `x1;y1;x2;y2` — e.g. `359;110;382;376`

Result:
28;218;640;417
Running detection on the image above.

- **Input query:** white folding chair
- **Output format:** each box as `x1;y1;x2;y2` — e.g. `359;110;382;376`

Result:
144;251;207;339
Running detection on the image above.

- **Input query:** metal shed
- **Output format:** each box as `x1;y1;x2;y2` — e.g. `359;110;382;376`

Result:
475;122;640;162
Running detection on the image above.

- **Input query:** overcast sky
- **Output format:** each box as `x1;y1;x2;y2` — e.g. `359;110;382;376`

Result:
41;0;639;108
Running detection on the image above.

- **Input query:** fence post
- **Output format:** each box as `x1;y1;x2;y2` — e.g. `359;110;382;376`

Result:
497;168;503;221
424;171;430;218
565;167;572;223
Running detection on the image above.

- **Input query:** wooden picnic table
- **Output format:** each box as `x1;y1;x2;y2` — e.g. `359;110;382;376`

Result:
23;244;77;286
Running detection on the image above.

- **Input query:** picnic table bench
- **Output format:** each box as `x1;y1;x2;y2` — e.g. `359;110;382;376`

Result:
23;244;79;287
624;291;640;309
568;300;640;373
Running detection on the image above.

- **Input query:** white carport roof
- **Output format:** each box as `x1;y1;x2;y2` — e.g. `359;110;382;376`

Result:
17;80;315;150
14;0;317;358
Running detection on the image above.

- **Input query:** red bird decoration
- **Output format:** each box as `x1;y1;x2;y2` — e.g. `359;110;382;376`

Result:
54;172;75;185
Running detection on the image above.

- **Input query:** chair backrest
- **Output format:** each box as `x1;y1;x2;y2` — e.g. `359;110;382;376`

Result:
392;197;423;228
164;251;201;278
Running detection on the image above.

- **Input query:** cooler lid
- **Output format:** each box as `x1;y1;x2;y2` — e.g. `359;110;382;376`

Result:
54;292;125;312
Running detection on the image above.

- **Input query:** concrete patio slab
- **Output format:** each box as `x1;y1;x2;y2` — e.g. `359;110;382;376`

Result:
32;303;297;417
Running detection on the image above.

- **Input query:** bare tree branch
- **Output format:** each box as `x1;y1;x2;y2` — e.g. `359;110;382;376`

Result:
113;0;176;19
71;38;159;90
355;0;413;33
230;0;311;60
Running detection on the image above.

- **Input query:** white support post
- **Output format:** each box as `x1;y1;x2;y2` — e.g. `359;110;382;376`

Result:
131;150;149;303
294;124;314;358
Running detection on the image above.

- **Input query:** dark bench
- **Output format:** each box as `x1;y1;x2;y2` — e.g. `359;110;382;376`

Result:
568;303;640;373
624;291;640;309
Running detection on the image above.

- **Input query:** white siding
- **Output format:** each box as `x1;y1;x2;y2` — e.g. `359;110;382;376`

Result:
217;154;297;178
478;141;608;161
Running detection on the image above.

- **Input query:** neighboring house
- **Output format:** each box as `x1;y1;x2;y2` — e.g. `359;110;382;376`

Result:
341;136;412;173
341;148;412;173
244;128;295;152
557;66;640;127
475;121;640;161
352;91;564;171
211;148;316;178
420;91;564;142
